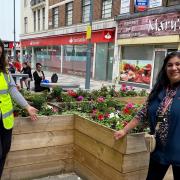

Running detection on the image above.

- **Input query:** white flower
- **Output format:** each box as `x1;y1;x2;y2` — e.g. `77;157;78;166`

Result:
115;114;119;119
109;113;115;118
47;105;53;110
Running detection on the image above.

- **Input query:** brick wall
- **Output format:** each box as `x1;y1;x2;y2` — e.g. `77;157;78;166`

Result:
73;0;82;24
48;0;121;29
112;0;120;17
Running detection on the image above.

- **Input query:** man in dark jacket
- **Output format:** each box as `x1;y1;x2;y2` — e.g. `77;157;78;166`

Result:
33;63;50;92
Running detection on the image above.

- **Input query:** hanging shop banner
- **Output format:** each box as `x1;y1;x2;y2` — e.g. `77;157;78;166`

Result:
149;0;162;8
135;0;149;12
120;0;130;14
120;60;152;85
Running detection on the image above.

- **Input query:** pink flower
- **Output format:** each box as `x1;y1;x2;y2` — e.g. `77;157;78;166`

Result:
126;103;134;109
104;113;110;118
77;96;84;101
97;97;105;103
121;84;127;92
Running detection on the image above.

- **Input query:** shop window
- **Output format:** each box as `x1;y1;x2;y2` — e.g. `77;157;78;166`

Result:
149;0;162;8
38;9;40;31
24;17;28;33
34;46;61;70
64;45;88;61
42;8;45;30
52;7;59;28
120;46;154;87
33;11;36;31
82;0;91;23
120;0;130;14
102;0;112;19
66;2;73;26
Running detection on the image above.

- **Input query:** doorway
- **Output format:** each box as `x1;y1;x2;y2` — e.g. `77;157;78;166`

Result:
94;43;114;81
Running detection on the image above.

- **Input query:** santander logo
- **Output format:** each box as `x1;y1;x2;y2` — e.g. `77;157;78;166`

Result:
104;32;112;40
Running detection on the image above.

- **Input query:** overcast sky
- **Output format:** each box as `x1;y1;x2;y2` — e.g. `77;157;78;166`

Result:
0;0;20;41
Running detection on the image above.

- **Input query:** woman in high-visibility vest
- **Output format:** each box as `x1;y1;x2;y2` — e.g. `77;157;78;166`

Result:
0;40;38;177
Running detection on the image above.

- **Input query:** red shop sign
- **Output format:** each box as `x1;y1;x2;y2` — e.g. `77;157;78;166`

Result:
21;29;115;47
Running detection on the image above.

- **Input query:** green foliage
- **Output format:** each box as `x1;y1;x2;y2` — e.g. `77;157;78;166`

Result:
51;86;63;98
31;94;46;110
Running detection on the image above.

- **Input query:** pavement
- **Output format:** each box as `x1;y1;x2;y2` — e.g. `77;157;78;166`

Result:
34;173;82;180
21;70;119;91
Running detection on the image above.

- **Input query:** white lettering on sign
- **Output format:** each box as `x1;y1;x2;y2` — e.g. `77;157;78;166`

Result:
69;37;86;43
30;41;40;46
148;18;180;32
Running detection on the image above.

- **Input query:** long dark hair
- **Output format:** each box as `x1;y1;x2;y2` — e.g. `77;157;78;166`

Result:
148;51;180;102
0;40;7;73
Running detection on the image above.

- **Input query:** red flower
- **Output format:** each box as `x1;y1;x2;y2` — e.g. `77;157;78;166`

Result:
104;113;110;118
67;90;77;97
123;108;130;114
98;114;104;121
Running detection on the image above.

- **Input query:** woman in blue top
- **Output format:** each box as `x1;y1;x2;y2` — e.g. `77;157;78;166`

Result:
114;51;180;180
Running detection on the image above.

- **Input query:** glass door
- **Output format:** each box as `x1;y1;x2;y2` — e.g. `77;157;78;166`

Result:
152;49;167;87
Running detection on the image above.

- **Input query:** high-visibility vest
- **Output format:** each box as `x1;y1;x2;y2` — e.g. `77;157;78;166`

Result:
0;72;14;129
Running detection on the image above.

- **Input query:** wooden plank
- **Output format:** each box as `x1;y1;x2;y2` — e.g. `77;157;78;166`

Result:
164;166;173;180
11;130;74;151
5;144;73;168
74;160;101;180
75;115;147;154
14;115;74;134
75;130;149;173
74;145;147;180
75;130;123;172
2;159;73;180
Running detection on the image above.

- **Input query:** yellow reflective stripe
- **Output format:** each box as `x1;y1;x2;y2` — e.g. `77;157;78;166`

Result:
0;90;8;94
2;109;14;119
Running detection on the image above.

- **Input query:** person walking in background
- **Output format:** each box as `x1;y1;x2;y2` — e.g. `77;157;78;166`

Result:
114;51;180;180
20;62;32;90
33;63;50;92
0;40;38;177
13;58;21;72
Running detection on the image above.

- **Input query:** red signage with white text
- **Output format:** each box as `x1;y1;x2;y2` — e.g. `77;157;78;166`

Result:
21;29;115;47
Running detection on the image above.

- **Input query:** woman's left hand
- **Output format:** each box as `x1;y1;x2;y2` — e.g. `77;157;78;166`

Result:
25;105;38;121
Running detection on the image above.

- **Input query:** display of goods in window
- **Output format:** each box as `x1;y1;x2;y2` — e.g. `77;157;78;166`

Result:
120;60;152;85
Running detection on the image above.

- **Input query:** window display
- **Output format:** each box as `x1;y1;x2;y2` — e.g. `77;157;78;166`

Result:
120;60;152;85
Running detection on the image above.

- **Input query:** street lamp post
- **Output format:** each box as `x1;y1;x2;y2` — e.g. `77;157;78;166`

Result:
85;0;93;89
13;0;16;61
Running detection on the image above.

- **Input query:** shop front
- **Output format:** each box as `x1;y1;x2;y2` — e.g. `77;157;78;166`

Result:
3;41;20;59
21;29;115;80
117;11;180;89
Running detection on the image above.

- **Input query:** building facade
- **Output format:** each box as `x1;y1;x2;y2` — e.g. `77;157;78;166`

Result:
115;0;180;89
20;0;121;81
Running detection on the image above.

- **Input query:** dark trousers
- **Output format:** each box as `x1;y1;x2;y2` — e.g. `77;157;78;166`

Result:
0;118;12;177
146;157;180;180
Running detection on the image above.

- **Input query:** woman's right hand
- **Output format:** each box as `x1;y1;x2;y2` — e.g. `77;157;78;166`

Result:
114;129;127;140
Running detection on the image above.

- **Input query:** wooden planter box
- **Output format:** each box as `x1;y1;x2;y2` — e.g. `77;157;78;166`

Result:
74;115;149;180
2;115;74;180
2;115;172;180
114;96;147;105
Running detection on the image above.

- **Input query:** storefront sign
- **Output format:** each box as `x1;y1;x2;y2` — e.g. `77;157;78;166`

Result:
3;41;20;49
118;12;180;39
135;0;149;12
21;29;115;47
120;0;130;14
149;0;162;8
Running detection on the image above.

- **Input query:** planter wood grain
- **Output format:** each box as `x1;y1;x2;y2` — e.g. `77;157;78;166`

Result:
114;96;147;104
2;115;74;180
